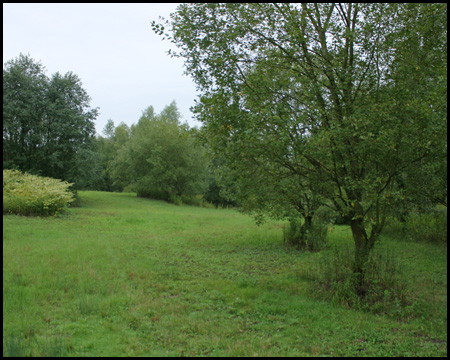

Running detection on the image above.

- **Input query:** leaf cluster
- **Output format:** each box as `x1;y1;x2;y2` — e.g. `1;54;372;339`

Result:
157;3;447;229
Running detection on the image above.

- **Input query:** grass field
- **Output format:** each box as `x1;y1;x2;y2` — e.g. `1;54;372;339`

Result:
3;191;447;356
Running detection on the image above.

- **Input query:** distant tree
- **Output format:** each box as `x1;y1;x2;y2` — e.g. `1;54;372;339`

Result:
3;54;47;172
93;120;133;192
113;101;209;202
67;144;105;191
42;71;98;182
109;122;132;191
154;3;447;293
3;53;98;186
202;155;237;209
102;119;115;138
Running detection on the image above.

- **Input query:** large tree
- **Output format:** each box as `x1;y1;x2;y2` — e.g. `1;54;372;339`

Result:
3;54;47;172
3;54;98;184
153;3;447;293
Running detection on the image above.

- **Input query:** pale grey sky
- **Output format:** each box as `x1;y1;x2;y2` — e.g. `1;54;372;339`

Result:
3;3;200;135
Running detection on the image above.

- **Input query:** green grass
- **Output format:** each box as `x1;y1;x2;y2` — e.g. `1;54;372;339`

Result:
3;191;447;356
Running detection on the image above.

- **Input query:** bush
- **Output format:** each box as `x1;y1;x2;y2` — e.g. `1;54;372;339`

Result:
404;208;447;244
305;243;413;318
122;183;137;193
136;179;211;207
168;194;183;206
382;207;447;244
203;178;236;208
283;217;328;252
136;179;170;202
381;216;406;238
136;184;184;206
180;194;204;207
3;169;74;216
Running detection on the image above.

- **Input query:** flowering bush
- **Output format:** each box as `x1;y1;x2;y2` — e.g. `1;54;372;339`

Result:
3;169;75;216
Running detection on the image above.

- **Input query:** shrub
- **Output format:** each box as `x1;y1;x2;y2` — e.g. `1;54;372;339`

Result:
3;169;74;216
404;208;447;244
180;194;204;207
382;207;447;244
122;183;137;193
306;243;413;318
136;179;210;207
283;217;328;252
203;178;236;208
380;216;406;238
168;194;183;206
136;179;170;202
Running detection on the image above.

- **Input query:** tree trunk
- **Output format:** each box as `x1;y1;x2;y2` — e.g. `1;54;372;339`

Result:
350;217;374;297
304;215;313;232
285;214;314;250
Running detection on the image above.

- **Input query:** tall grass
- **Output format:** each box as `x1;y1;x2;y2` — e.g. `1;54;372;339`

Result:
3;191;447;356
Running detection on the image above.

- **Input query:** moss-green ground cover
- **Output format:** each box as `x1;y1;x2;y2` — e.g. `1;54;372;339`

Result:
3;191;447;356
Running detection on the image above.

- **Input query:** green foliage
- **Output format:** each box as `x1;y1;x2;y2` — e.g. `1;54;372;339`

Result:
94;121;132;192
382;207;447;244
203;175;236;208
404;208;447;244
111;102;209;203
135;181;170;202
384;3;447;210
66;145;106;191
283;217;327;252
155;3;447;293
3;53;98;186
3;169;74;216
306;241;413;318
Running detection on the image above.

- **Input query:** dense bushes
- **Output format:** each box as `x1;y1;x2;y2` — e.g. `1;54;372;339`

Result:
383;207;447;244
3;169;74;216
283;217;328;252
404;208;447;244
301;242;413;318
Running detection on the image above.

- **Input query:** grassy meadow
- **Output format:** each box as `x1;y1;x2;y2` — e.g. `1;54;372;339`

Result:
3;191;447;356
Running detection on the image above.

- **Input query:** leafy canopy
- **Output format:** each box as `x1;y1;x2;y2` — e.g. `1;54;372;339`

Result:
3;53;98;185
153;3;447;281
111;101;209;203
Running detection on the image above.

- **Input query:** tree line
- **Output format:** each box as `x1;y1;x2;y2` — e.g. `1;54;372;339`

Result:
3;54;98;185
94;102;222;206
3;55;228;206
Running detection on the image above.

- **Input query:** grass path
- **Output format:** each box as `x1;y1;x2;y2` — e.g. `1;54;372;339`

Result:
3;191;447;356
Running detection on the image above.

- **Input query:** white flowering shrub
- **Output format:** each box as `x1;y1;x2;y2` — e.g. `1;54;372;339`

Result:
3;169;75;216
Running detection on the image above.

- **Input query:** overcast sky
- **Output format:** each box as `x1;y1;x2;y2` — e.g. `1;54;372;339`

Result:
3;3;201;136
